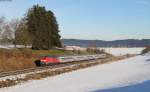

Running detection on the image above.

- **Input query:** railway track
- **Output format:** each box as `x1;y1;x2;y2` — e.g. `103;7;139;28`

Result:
0;58;109;78
0;63;76;78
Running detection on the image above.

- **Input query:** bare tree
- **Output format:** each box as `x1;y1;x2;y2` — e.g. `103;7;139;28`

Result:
1;24;14;45
0;17;6;44
9;18;20;32
0;17;21;46
9;18;20;47
0;16;5;26
0;17;5;38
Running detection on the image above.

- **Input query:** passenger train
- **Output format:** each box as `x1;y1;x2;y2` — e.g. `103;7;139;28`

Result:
38;54;106;66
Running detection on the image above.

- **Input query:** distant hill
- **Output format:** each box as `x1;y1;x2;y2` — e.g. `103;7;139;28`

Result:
62;39;150;47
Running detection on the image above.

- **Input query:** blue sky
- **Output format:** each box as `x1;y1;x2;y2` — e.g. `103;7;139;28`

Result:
0;0;150;40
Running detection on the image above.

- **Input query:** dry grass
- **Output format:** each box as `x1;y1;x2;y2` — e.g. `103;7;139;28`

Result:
0;49;36;72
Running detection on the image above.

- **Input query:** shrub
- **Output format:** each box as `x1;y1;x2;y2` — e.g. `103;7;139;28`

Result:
141;46;150;54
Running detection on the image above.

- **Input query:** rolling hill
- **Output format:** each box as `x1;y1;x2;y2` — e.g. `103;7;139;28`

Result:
62;39;150;47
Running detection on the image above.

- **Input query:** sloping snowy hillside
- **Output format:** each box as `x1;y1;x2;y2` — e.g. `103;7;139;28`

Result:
1;53;150;92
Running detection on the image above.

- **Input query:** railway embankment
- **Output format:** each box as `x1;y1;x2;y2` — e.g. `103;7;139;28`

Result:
0;54;133;88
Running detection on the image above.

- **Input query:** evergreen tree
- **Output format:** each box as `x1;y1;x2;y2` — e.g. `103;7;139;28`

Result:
26;5;61;50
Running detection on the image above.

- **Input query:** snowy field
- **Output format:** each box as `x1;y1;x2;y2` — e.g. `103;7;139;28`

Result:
1;53;150;92
100;47;144;56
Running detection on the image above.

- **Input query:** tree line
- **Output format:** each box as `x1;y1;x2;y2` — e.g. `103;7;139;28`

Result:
0;5;62;50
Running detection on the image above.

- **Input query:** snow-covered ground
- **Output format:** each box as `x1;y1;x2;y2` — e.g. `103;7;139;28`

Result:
0;45;9;49
100;47;144;56
0;45;31;49
1;53;150;92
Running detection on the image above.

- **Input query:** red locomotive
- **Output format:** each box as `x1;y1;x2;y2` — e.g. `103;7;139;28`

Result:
40;55;59;66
